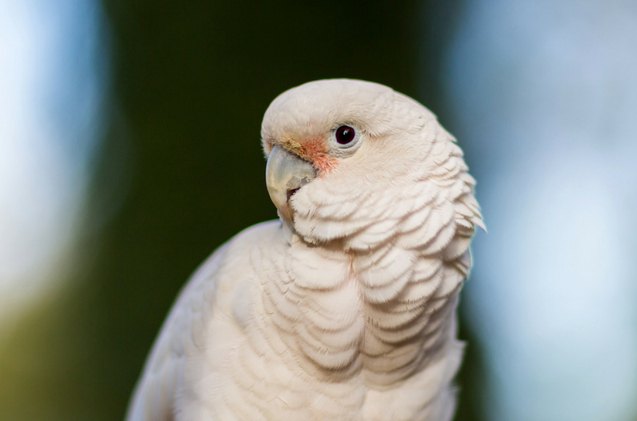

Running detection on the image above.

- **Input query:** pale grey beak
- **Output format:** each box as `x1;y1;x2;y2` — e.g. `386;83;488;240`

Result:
266;145;316;221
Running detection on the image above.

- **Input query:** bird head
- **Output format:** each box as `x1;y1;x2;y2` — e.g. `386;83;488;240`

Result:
262;79;481;249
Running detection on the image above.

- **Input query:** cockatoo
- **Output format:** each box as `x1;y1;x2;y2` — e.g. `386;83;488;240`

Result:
127;79;483;421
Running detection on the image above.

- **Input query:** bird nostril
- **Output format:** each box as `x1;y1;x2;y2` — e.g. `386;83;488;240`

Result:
286;188;300;201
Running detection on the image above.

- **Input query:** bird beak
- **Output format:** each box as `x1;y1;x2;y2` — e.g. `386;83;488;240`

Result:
266;145;316;222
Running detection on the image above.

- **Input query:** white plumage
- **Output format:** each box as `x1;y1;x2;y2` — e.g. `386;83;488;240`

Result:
127;79;483;421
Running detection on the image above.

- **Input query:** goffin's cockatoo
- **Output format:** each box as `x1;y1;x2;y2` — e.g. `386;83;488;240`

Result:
127;79;483;421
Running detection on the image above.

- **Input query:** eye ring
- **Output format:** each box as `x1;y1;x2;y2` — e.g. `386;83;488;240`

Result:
330;124;362;153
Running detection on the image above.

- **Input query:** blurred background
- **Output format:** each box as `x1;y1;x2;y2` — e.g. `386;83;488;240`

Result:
1;0;636;419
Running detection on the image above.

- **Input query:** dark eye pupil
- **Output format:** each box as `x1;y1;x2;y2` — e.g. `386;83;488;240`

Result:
335;125;356;145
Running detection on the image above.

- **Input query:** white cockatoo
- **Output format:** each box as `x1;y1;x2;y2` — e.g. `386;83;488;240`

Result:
127;79;483;421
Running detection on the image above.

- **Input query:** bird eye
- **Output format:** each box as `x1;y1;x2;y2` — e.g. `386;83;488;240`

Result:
335;125;356;145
